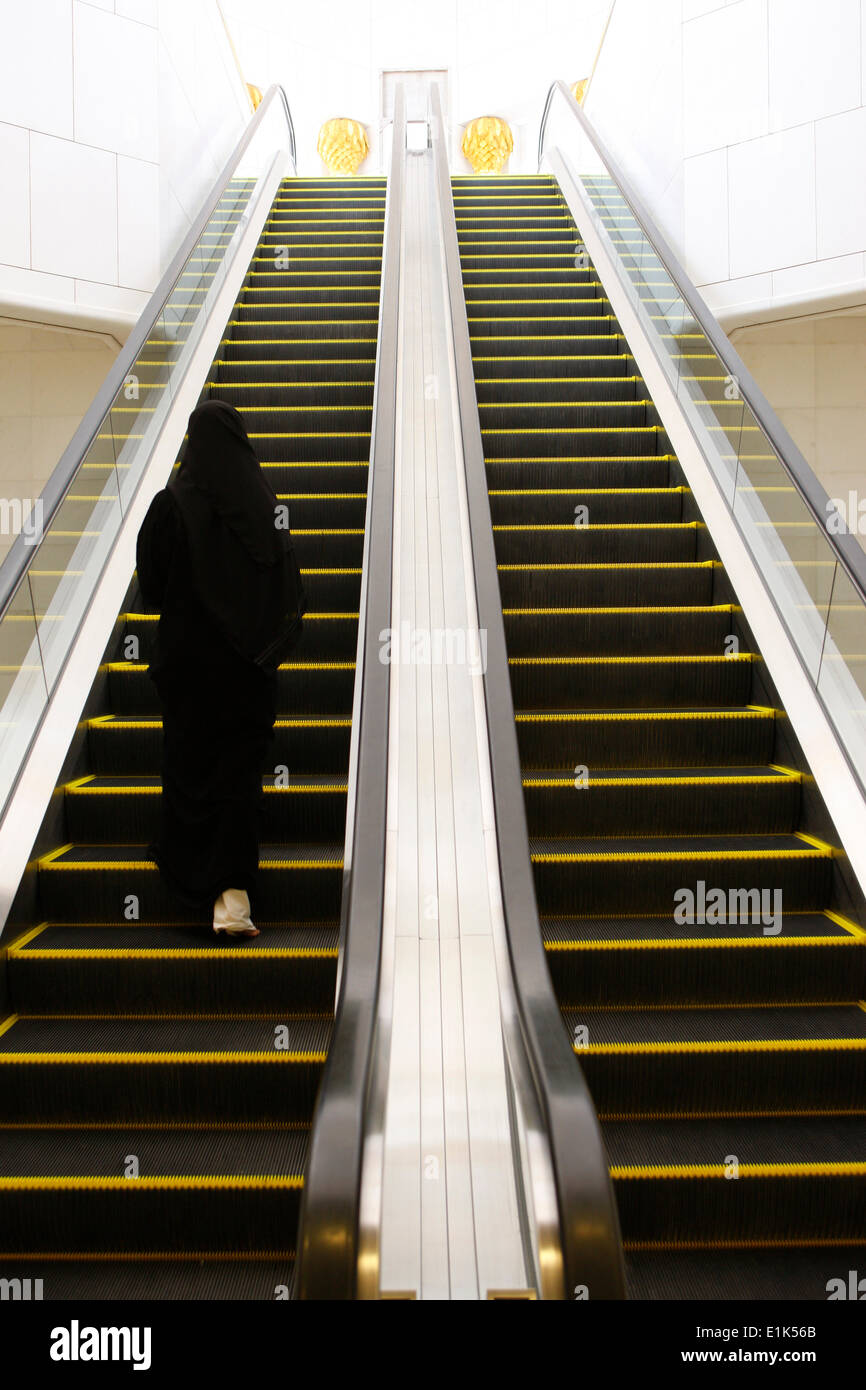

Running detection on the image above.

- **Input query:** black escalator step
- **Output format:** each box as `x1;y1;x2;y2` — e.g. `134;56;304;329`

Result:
123;609;358;661
498;561;714;607
0;1126;308;1253
120;608;358;661
37;844;344;923
87;714;352;774
208;379;374;407
531;833;833;916
515;706;776;768
247;434;372;463
8;924;340;1014
502;604;735;657
544;911;866;1006
624;1245;866;1301
106;663;355;718
468;315;616;338
563;1002;866;1111
492;522;698;564
260;461;369;492
0;1015;330;1122
471;335;628;359
220;340;377;364
607;1116;866;1247
522;766;800;837
474;375;641;403
482;427;662;459
473;355;632;379
63;774;348;844
237;286;382;306
213;358;375;384
509;653;755;709
0;1254;295;1300
465;297;611;318
480;403;650;432
486;456;674;489
225;318;377;339
489;486;682;525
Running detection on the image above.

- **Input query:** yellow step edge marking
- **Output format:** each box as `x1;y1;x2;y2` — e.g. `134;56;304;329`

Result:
0;1051;327;1065
600;1107;866;1121
483;427;661;436
500;562;714;572
623;1238;866;1252
525;772;797;789
493;522;696;532
510;653;754;665
796;831;837;853
0;1016;19;1039
0;1120;309;1130
610;1161;866;1181
39;859;341;872
17;1009;330;1020
0;1250;297;1263
541;846;829;865
576;1037;865;1057
503;603;731;615
3;924;49;951
490;486;681;495
0;1175;304;1192
14;946;339;961
549;935;856;951
87;716;351;728
516;708;769;722
63;783;347;797
824;909;866;939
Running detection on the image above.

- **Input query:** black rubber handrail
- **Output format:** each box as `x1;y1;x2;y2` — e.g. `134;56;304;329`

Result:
538;78;866;608
430;83;626;1300
0;83;296;629
295;86;406;1300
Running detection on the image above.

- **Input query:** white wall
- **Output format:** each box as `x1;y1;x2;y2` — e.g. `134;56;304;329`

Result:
583;0;866;324
220;0;612;175
0;0;251;328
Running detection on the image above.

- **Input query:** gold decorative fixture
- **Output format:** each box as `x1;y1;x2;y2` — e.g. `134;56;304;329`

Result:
247;84;263;111
571;78;589;105
317;118;370;175
461;116;514;175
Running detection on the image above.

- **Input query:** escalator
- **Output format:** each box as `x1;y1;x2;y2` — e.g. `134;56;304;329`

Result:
0;176;385;1298
452;173;866;1300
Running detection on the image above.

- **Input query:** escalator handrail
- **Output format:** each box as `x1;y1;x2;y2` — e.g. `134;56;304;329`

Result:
0;82;297;629
295;88;406;1300
432;83;626;1299
538;78;866;609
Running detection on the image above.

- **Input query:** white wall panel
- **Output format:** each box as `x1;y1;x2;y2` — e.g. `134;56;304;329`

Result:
769;0;860;131
728;123;815;278
73;2;159;161
30;133;118;284
0;0;73;139
117;155;159;291
684;148;729;284
0;124;30;269
815;106;866;260
683;0;769;156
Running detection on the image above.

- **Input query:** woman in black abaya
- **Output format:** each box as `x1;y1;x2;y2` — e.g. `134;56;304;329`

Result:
136;400;304;937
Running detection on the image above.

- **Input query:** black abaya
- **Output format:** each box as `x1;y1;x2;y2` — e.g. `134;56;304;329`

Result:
135;401;304;911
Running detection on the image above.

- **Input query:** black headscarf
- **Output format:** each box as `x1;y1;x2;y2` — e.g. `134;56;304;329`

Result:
168;399;305;669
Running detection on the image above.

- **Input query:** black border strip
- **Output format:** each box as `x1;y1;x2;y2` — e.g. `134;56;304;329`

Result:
430;85;625;1299
296;90;406;1300
539;79;866;607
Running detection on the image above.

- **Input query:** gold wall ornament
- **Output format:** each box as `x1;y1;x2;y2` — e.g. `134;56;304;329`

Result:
461;116;514;175
571;78;589;105
247;84;263;111
317;118;370;175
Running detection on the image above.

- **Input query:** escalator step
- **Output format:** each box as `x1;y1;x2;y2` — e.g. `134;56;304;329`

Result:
544;911;866;1006
0;1015;330;1122
7;923;339;1013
